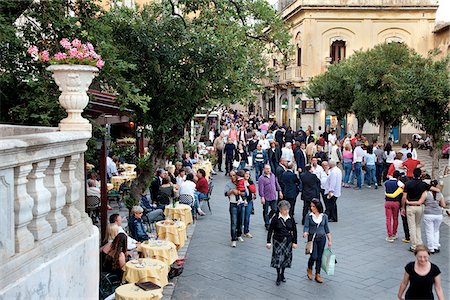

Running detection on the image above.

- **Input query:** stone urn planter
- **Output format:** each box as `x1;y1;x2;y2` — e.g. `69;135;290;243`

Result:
47;64;98;131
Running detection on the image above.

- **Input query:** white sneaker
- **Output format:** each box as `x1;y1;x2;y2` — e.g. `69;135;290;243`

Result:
238;236;244;242
385;237;394;243
392;235;398;240
231;241;237;247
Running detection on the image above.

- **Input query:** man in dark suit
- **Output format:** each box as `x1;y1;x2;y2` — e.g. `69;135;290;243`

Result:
275;128;285;147
275;158;288;182
299;165;321;225
294;142;307;173
279;162;300;216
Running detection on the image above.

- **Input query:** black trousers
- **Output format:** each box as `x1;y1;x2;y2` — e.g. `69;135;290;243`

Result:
225;156;233;174
401;214;410;240
325;196;338;222
216;149;223;171
320;189;327;210
302;199;311;225
285;197;297;217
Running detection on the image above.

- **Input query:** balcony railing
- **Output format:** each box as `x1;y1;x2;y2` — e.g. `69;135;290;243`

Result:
0;124;93;290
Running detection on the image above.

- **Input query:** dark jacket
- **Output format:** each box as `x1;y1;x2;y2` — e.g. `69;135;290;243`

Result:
267;214;298;244
275;130;284;146
150;177;161;202
224;143;236;159
285;131;295;143
303;213;330;237
314;151;328;164
247;139;258;153
252;149;268;164
300;172;321;201
279;170;300;199
235;149;249;163
294;148;307;171
268;147;281;164
275;165;286;182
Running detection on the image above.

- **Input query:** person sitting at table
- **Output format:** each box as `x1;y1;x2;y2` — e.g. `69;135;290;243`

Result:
150;169;166;202
182;152;194;169
174;161;183;177
140;197;165;223
87;179;101;198
106;155;119;179
101;223;119;247
166;165;177;185
109;214;138;250
100;233;127;279
176;168;186;187
88;172;100;187
179;173;206;216
157;177;175;205
129;206;150;242
195;169;209;216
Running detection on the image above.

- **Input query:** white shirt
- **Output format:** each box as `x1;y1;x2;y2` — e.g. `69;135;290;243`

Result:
313;166;329;190
310;212;323;225
209;130;215;143
106;157;118;178
385;151;396;163
258;139;270;150
179;180;196;199
353;146;365;163
331;145;341;162
278;213;291;222
176;175;185;187
117;225;137;250
328;134;337;145
325;166;342;198
87;186;100;198
281;147;294;162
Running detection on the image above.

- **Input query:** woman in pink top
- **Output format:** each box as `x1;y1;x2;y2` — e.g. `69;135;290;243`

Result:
228;125;238;143
342;144;353;187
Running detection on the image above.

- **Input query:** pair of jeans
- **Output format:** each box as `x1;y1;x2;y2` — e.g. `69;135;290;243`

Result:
238;161;246;170
384;201;400;237
325;196;338;222
229;203;243;241
365;165;376;186
353;162;362;188
406;205;424;248
263;199;278;226
375;163;384;185
241;200;254;234
343;162;352;184
423;214;443;251
254;162;264;180
308;235;326;274
194;192;208;212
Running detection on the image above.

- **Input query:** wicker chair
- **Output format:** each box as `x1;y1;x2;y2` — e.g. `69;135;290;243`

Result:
86;195;100;223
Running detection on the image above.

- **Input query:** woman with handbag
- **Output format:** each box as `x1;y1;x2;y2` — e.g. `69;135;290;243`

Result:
303;198;332;283
266;200;298;286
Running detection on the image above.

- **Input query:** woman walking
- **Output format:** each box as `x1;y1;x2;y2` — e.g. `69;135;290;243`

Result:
266;201;298;286
398;245;444;300
242;169;256;238
342;144;353;188
423;180;445;254
384;143;396;181
364;145;377;189
236;142;248;170
303;199;332;283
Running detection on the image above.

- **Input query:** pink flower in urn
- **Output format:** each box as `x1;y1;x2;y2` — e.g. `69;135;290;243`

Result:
76;51;85;60
90;50;99;59
27;45;38;55
86;42;94;51
71;38;82;48
68;48;78;57
40;50;49;62
96;59;105;69
60;38;71;49
54;52;67;60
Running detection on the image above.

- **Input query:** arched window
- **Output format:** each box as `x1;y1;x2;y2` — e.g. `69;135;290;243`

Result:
330;40;346;63
386;36;403;44
297;46;302;67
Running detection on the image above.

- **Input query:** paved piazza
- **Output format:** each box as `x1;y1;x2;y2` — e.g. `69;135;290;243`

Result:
173;168;449;299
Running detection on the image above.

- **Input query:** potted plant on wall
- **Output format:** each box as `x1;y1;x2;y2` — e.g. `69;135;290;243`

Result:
27;38;105;131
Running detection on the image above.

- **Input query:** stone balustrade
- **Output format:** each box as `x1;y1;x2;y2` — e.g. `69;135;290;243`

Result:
0;125;98;295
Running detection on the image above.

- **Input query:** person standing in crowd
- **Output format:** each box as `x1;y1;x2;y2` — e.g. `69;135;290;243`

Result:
213;133;225;172
266;129;274;143
258;134;271;151
259;164;283;230
325;160;342;222
285;127;295;144
238;126;247;145
276;158;288;182
330;141;342;166
402;168;428;252
279;162;301;217
403;153;422;179
228;125;238;144
384;143;396;181
314;145;328;165
364;145;377;189
423;180;445;254
353;141;365;190
242;169;257;239
398;245;444;300
342;144;353;188
374;143;385;187
306;138;317;163
281;142;294;163
275;127;285;147
303;199;332;284
316;160;330;205
384;171;404;242
236;142;249;170
294;142;308;173
266;200;298;286
400;144;409;161
300;165;321;225
268;141;282;175
224;171;243;248
253;143;268;180
224;139;236;175
407;142;418;160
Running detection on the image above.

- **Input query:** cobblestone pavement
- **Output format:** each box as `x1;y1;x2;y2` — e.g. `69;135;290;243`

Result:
172;168;449;299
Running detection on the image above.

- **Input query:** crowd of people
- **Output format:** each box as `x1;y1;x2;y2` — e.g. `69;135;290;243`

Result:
212;109;445;294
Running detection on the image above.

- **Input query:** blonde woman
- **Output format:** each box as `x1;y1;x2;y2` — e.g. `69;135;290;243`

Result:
100;223;119;248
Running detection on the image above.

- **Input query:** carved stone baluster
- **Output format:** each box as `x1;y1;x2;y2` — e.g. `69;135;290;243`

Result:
27;161;53;241
14;165;35;252
61;154;81;225
45;158;68;233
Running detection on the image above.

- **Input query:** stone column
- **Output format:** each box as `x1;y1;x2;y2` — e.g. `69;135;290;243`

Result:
27;161;53;241
45;158;68;233
61;154;82;225
14;164;35;252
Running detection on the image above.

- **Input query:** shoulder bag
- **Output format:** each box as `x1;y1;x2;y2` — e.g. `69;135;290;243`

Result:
305;220;320;255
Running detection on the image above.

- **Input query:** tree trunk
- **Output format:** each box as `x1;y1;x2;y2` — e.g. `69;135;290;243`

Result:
356;117;364;136
176;138;184;160
378;120;385;144
336;117;342;140
430;143;440;180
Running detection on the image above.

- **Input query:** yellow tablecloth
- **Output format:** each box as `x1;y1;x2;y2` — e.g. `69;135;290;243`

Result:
120;163;137;172
115;283;163;300
137;240;178;267
164;203;193;226
155;220;187;250
111;175;132;191
192;161;213;180
123;258;168;287
107;183;114;191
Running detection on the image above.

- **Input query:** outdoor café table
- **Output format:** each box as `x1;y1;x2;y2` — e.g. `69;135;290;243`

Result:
193;161;213;179
164;203;193;226
137;240;178;268
155;220;187;250
111;175;132;191
120;163;137;172
123;258;168;288
115;283;163;300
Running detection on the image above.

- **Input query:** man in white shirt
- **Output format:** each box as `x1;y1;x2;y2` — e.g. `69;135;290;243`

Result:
312;159;329;202
353;142;365;189
109;213;138;250
86;179;101;198
106;155;119;179
325;160;342;222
